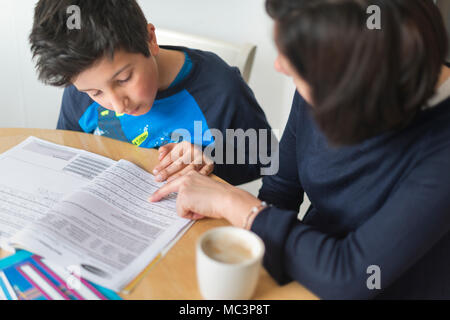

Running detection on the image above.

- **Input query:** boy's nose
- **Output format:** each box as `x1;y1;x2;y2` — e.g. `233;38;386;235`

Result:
110;93;128;114
112;102;127;114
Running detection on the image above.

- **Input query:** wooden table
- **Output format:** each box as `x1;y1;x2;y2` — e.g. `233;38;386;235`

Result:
0;128;317;300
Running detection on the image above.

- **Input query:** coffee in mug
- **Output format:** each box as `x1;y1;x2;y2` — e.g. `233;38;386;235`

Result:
196;226;265;300
202;235;254;264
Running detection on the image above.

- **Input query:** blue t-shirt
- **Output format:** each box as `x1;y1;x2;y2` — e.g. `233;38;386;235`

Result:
57;46;275;185
254;91;450;299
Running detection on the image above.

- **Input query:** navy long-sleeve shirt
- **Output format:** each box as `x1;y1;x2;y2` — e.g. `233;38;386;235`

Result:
253;91;450;299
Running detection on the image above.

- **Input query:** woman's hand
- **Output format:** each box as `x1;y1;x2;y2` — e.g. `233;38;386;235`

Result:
152;141;214;182
149;171;262;228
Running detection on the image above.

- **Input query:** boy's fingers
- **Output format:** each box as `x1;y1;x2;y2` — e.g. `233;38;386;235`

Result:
166;164;197;182
157;149;199;182
165;156;214;182
158;149;167;161
154;144;183;174
199;164;214;176
154;155;172;174
156;157;188;182
158;143;175;160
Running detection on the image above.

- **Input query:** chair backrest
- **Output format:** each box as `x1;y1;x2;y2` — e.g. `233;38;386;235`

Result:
436;0;450;62
155;28;257;83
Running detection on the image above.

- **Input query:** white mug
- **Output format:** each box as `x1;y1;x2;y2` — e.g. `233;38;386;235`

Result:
196;226;265;300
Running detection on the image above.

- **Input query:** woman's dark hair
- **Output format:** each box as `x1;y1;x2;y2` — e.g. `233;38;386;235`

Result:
30;0;150;87
267;0;448;145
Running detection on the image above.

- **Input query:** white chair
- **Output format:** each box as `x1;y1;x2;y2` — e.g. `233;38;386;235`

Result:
155;28;257;83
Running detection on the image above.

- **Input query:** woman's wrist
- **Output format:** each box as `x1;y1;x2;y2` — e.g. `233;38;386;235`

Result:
243;201;268;230
223;188;264;228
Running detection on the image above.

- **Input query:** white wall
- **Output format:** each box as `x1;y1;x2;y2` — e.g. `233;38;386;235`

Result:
0;1;64;129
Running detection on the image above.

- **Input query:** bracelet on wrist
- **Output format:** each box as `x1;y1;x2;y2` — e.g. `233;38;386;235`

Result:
243;201;268;229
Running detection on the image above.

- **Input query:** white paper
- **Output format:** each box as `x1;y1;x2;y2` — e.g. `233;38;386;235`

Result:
11;159;190;292
0;137;114;247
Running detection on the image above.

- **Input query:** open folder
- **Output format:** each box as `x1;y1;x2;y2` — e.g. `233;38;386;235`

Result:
0;250;121;300
0;136;192;293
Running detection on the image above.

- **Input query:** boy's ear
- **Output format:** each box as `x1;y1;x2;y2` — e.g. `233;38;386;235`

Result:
147;23;160;56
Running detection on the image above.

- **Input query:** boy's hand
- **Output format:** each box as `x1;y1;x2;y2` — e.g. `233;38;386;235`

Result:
153;141;214;182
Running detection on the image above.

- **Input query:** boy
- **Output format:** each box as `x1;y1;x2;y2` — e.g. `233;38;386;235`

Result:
29;0;276;185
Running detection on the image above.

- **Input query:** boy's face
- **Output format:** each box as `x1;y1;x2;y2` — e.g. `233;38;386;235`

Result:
73;26;160;116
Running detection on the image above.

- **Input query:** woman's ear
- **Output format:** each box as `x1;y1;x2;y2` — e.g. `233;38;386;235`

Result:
147;23;160;56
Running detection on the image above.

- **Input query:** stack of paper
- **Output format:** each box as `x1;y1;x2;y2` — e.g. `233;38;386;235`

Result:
0;137;192;293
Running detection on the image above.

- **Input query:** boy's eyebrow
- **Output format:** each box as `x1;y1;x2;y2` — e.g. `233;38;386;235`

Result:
79;63;132;91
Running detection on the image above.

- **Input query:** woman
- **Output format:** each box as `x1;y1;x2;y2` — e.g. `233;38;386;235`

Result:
150;0;450;299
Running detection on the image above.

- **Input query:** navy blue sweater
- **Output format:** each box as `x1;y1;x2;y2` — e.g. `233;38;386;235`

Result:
253;92;450;299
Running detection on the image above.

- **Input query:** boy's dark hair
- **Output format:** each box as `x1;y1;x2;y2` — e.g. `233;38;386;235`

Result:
267;0;448;145
30;0;150;87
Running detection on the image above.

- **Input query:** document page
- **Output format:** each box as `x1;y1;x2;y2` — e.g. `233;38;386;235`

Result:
11;160;191;292
0;137;115;249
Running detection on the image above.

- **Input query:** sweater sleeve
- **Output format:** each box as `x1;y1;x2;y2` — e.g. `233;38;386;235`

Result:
252;137;450;299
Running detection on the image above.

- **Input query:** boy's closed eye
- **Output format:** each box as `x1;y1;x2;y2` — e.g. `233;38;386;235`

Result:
93;90;103;97
91;72;133;97
117;72;133;84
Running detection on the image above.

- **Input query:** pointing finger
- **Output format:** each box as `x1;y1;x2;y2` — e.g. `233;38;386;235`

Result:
148;178;184;203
